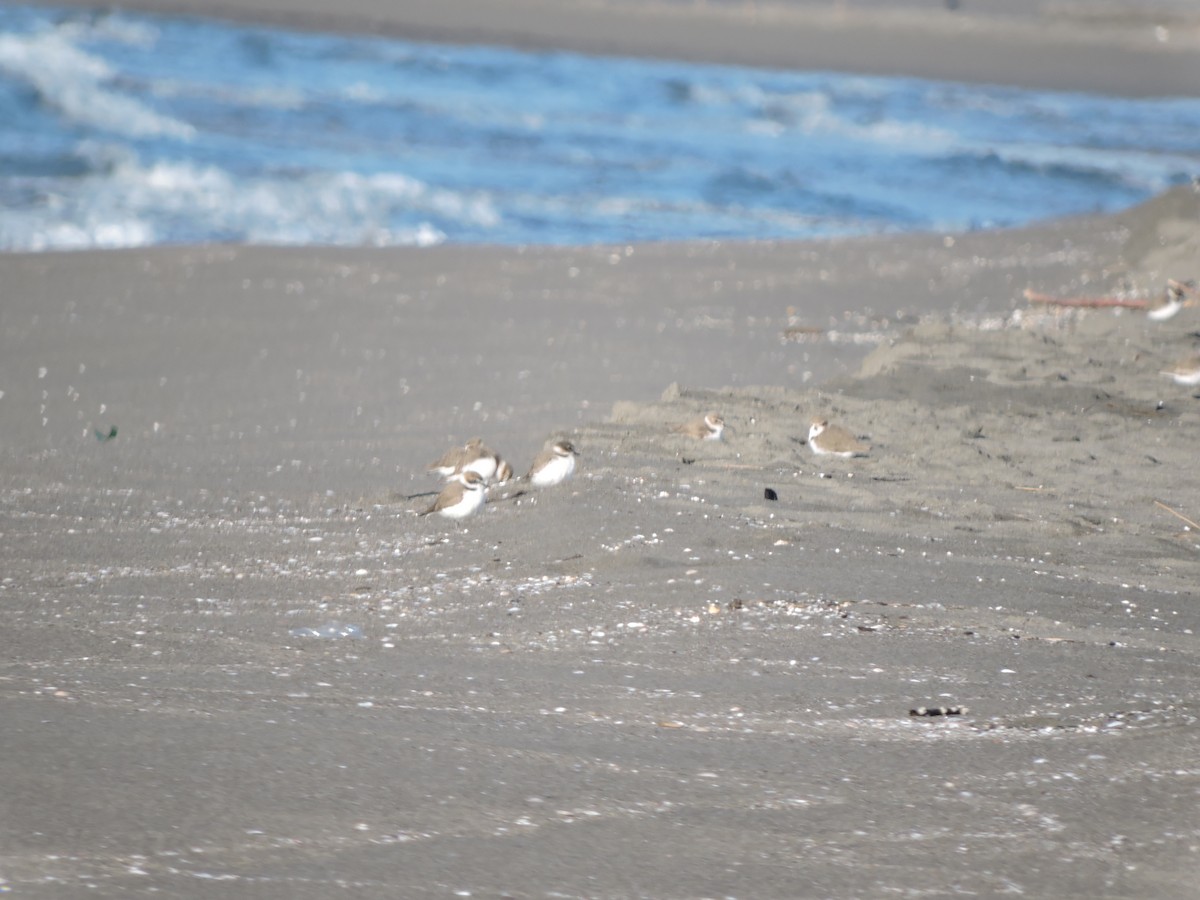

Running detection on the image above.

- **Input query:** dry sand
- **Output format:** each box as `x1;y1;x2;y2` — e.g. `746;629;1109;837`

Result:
3;2;1200;897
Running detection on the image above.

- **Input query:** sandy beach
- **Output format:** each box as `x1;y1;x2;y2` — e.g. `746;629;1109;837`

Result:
3;1;1200;897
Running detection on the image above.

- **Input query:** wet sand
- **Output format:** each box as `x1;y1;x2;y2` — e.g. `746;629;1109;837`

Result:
33;0;1200;96
3;1;1200;897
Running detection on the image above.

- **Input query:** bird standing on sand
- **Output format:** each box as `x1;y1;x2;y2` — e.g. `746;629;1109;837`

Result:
1160;354;1200;387
427;436;510;484
419;470;488;520
493;458;514;484
428;437;485;478
1147;280;1193;322
808;417;870;457
525;439;578;488
673;412;725;441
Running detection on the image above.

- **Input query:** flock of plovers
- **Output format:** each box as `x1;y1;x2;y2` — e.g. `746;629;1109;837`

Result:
416;280;1197;525
417;406;871;525
419;437;578;522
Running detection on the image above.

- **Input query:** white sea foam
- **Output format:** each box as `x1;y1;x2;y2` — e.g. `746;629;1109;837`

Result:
682;78;957;149
5;215;156;252
788;92;956;148
0;145;495;250
0;26;194;140
982;142;1189;192
77;13;160;48
343;81;385;103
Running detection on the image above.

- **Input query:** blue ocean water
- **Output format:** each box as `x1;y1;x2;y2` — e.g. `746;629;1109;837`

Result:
1;5;1197;251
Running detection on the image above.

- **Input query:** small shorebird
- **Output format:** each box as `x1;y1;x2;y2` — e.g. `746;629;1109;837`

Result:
525;439;578;488
493;458;514;485
808;417;870;457
673;412;725;441
418;470;487;520
428;437;509;484
1160;354;1200;387
1147;280;1193;322
460;449;503;484
428;437;486;478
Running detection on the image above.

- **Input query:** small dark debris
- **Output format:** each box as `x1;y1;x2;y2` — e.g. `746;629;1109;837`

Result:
763;487;778;501
94;425;118;442
727;598;744;611
681;457;695;465
781;325;824;342
910;706;967;717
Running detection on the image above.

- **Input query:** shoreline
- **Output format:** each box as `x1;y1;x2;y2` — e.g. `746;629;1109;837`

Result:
25;0;1200;97
1;186;1195;484
0;192;1174;464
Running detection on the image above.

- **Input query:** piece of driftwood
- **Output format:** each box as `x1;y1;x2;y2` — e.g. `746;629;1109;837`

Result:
1023;279;1195;310
1154;500;1200;532
1022;289;1148;309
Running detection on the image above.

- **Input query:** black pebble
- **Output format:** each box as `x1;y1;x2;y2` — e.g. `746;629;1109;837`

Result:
910;706;967;717
763;487;778;501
